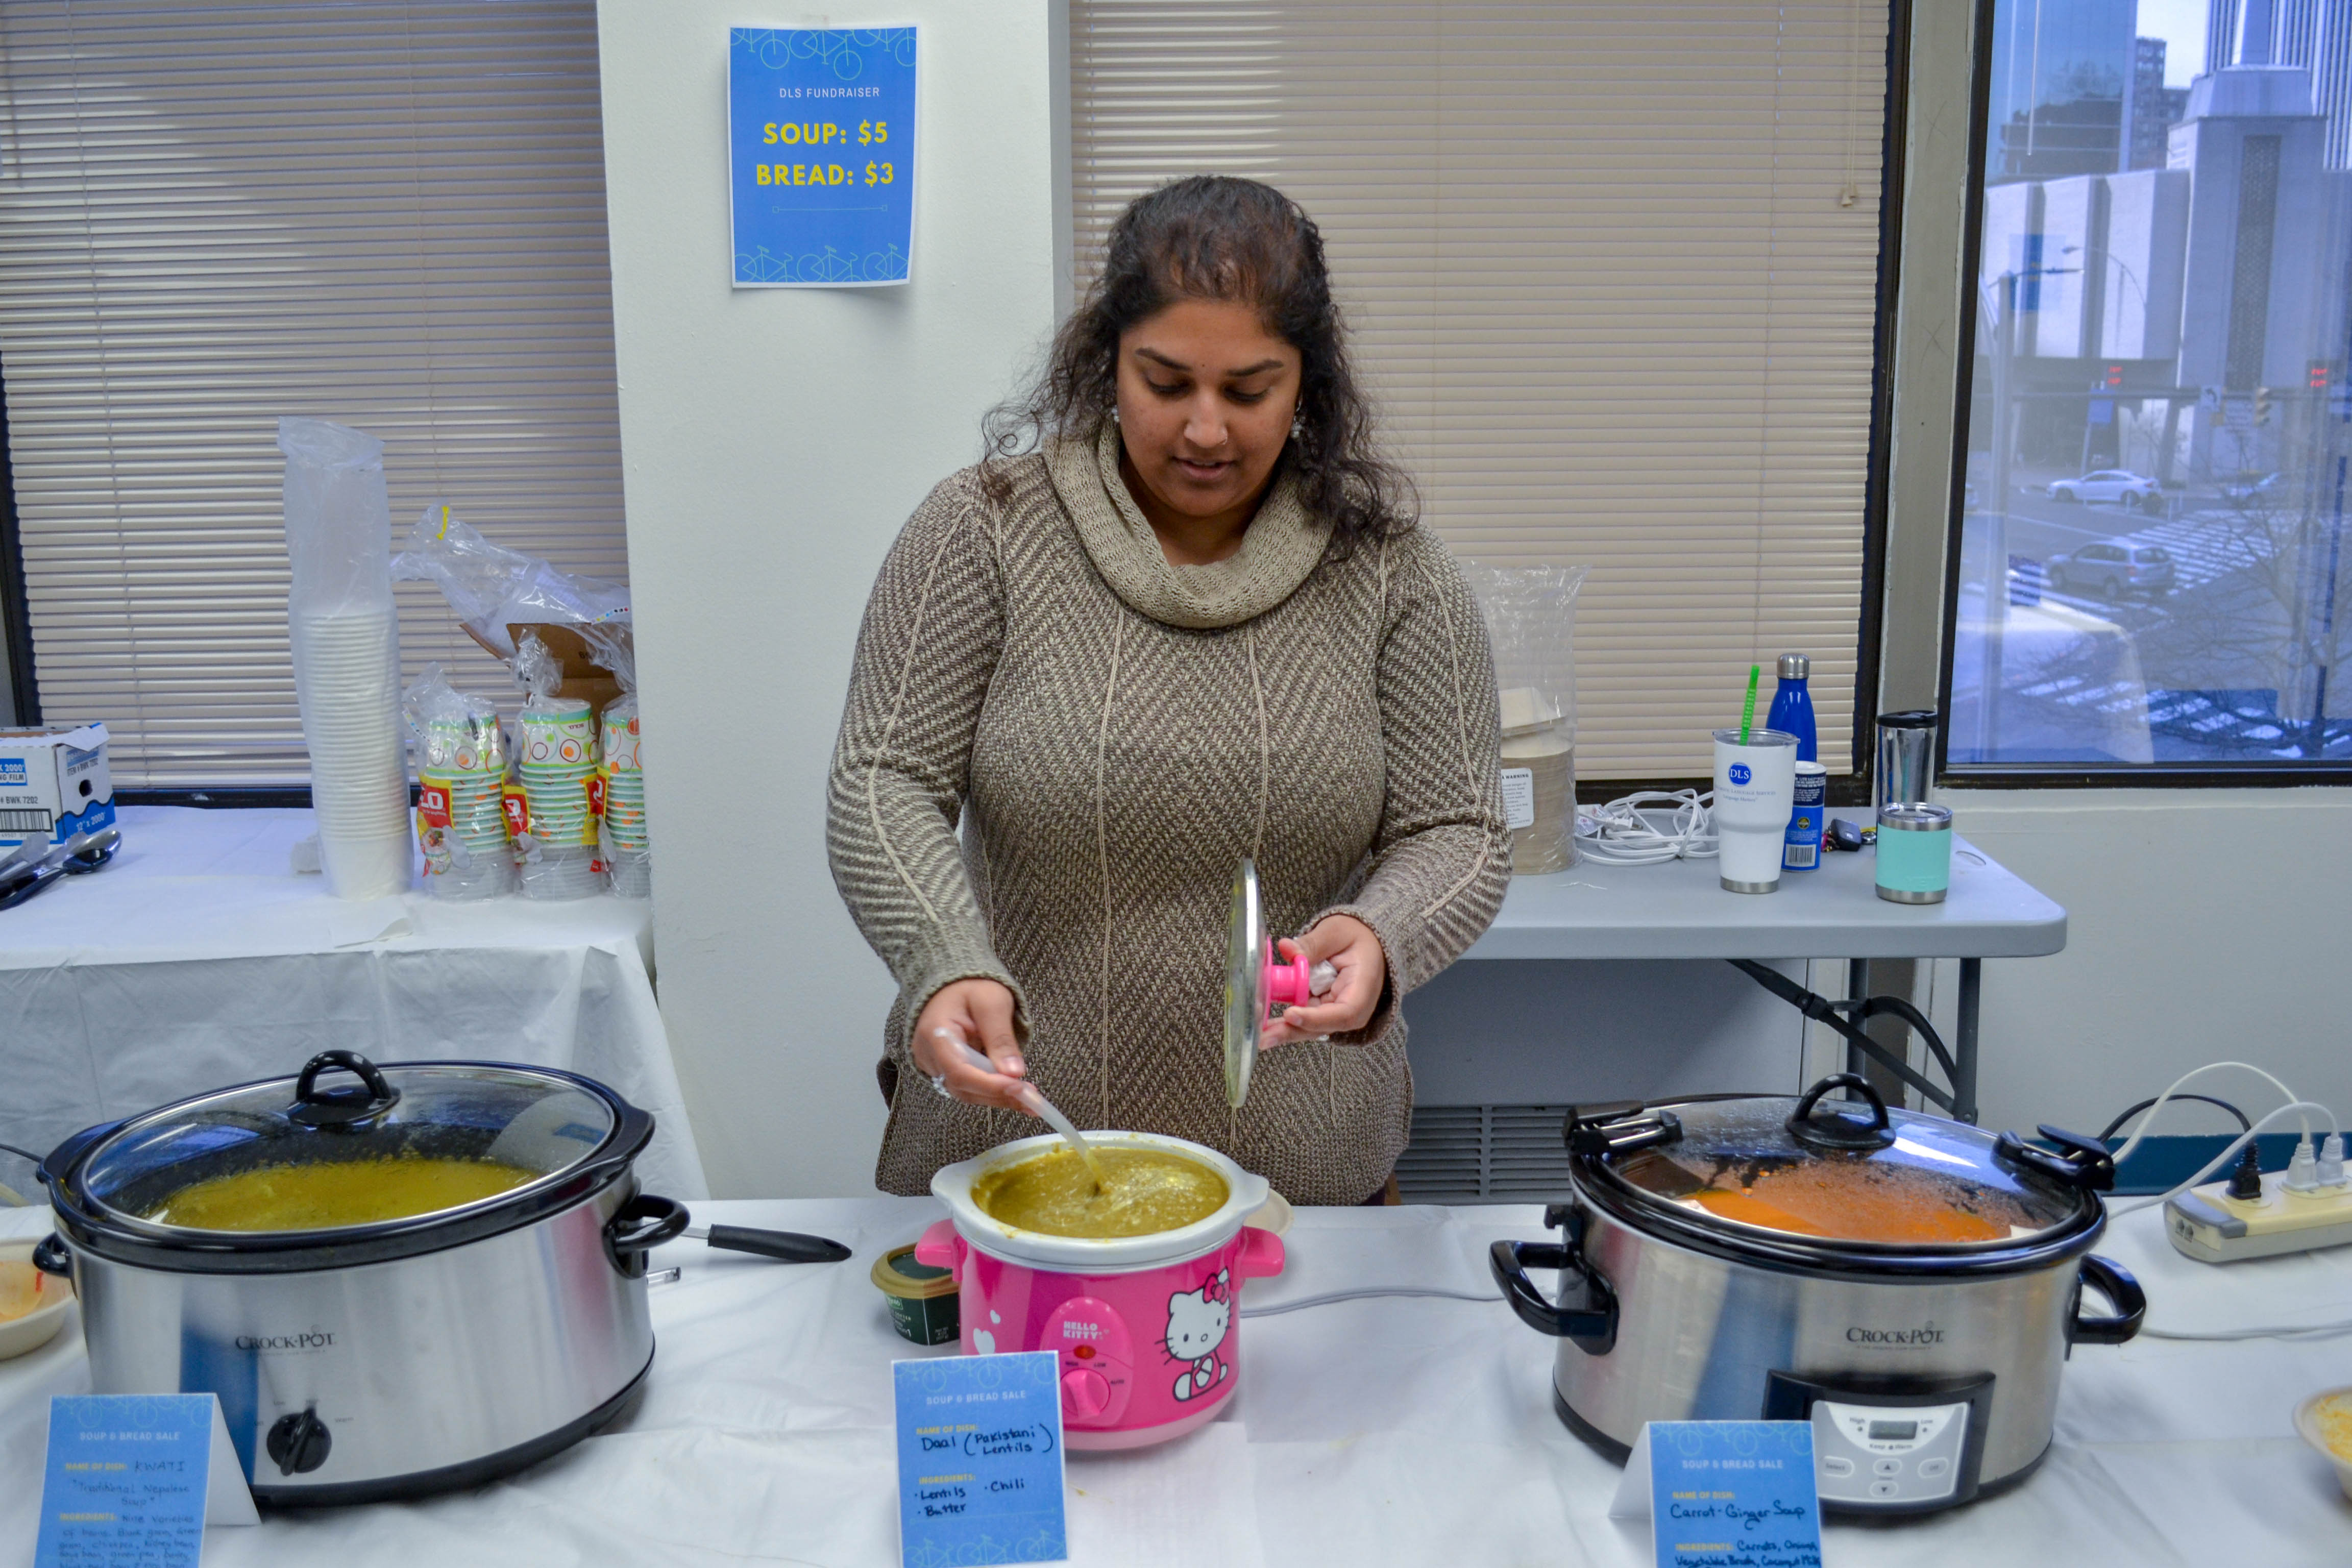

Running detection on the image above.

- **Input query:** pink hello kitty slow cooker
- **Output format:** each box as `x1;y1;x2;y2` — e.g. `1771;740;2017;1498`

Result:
917;1131;1286;1450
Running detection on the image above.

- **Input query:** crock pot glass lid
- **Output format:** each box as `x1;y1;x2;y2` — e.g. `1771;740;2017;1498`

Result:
1599;1078;2086;1247
77;1051;617;1230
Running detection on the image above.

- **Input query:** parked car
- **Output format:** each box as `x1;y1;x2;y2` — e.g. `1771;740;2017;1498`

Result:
2046;541;2174;598
2046;470;2163;509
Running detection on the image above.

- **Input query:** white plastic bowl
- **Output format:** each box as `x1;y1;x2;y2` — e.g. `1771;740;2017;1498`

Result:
0;1241;76;1361
931;1131;1269;1273
2293;1385;2352;1502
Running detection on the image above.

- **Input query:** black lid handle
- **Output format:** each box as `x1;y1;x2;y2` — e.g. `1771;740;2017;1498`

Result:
289;1050;402;1128
1787;1073;1896;1152
1564;1105;1683;1158
1994;1125;2118;1192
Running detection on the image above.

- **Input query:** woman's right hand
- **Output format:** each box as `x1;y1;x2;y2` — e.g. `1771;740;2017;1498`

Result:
909;978;1034;1113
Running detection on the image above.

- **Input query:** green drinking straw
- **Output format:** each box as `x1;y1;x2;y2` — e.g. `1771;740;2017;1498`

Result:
1738;663;1761;744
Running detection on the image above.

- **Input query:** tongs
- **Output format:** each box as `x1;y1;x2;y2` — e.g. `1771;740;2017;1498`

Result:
0;826;121;911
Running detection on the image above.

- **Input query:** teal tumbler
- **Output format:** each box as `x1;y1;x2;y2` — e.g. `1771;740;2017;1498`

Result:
1874;804;1953;904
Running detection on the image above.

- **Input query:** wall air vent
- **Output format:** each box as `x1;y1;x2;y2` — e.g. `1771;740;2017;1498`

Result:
1395;1105;1577;1205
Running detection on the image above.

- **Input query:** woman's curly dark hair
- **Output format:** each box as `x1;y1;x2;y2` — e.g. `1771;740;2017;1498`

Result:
982;175;1415;552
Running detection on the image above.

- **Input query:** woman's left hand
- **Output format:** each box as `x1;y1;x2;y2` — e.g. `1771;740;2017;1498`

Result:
1259;914;1386;1048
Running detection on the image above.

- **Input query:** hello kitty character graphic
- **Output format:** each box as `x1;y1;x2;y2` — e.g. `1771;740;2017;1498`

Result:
1165;1268;1234;1401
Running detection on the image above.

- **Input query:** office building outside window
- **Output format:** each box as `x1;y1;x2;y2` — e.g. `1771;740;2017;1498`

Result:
1952;0;2352;767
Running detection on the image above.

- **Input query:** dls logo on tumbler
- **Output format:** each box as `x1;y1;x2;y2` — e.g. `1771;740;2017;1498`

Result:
1729;763;1752;786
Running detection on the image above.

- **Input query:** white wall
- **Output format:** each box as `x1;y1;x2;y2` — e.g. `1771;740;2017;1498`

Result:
596;2;1061;1195
1941;788;2352;1138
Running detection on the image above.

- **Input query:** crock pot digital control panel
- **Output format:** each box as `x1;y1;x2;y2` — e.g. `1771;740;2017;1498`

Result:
1809;1400;1967;1505
1762;1370;1994;1513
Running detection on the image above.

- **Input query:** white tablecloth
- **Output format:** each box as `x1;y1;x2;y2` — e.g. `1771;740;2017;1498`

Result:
0;806;705;1199
2;1196;2342;1565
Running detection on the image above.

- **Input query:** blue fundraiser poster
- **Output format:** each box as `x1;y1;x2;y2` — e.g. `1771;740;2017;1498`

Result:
893;1351;1067;1567
728;27;916;286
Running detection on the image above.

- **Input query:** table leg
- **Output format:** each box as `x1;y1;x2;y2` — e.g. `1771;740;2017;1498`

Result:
1844;959;1869;1081
1954;958;1981;1125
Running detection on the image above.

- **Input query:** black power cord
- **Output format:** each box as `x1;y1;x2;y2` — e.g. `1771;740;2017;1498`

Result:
2098;1094;2250;1142
1729;960;1963;1117
0;1141;41;1171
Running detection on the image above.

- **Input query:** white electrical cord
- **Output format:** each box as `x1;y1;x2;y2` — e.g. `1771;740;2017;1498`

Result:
1574;789;1719;865
2107;1061;2320;1166
1239;1286;1501;1319
2140;1316;2352;1342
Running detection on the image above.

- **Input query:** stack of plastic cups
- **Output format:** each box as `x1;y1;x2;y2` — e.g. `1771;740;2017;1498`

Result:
601;702;650;899
291;608;413;897
418;707;514;900
516;695;605;899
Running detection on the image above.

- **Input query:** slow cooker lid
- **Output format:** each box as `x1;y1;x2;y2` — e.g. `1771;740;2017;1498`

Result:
74;1051;621;1235
1588;1075;2092;1250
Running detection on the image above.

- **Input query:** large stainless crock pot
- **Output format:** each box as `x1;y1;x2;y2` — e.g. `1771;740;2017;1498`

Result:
1491;1075;2146;1515
34;1051;686;1505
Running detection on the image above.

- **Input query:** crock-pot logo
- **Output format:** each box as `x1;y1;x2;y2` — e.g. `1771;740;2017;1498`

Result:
1846;1319;1946;1346
235;1328;336;1354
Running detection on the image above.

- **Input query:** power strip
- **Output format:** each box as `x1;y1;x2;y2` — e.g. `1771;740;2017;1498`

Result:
2166;1170;2352;1263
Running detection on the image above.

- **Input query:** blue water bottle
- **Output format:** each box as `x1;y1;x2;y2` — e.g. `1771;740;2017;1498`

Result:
1771;654;1822;871
1767;653;1818;763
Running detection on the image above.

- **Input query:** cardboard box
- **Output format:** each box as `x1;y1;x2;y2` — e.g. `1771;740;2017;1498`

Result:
459;622;626;714
0;722;116;854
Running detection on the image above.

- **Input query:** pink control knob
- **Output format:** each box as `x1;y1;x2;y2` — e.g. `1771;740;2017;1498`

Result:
1263;939;1316;1008
1060;1368;1112;1419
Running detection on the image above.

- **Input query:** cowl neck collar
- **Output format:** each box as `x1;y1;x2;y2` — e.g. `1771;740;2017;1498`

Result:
1045;423;1331;630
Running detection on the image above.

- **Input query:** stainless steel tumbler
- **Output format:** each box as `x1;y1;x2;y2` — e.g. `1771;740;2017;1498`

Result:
1875;709;1939;821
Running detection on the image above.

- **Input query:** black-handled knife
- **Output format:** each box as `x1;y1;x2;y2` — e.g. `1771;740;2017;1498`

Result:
683;1224;852;1263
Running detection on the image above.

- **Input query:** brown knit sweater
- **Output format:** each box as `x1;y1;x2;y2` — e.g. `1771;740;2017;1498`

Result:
827;427;1510;1204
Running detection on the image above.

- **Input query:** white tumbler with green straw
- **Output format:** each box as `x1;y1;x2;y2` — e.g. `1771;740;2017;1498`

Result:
1713;728;1800;892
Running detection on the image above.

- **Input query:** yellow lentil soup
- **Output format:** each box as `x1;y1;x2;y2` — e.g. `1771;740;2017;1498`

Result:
972;1146;1227;1239
2313;1392;2352;1463
143;1153;539;1232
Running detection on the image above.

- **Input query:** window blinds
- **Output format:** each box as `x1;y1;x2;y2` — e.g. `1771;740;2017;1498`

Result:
0;1;626;788
1070;2;1891;778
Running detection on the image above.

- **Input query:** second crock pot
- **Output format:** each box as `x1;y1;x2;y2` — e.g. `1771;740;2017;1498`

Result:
37;1050;686;1505
1491;1075;2145;1514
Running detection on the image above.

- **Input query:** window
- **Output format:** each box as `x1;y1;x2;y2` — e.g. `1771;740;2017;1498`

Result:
1949;0;2352;769
0;1;627;788
1071;2;1894;780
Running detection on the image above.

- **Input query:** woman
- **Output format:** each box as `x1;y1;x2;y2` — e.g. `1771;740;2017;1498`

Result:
827;176;1508;1206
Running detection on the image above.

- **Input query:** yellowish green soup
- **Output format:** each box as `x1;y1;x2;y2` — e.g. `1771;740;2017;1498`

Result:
971;1146;1227;1239
144;1155;538;1232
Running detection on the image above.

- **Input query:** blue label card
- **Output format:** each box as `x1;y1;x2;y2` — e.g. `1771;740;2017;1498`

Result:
1608;1420;1822;1568
728;27;917;287
35;1394;258;1568
893;1350;1067;1567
